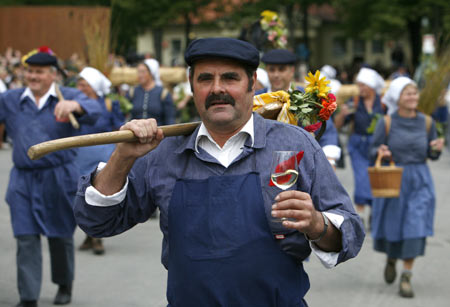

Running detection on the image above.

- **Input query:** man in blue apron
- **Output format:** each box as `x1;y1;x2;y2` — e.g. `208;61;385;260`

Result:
0;50;101;307
257;48;341;169
74;38;365;306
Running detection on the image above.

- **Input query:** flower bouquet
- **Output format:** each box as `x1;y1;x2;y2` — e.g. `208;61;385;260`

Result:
260;10;288;49
253;70;337;140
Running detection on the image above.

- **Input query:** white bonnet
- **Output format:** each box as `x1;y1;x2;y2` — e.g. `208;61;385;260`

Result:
256;68;270;89
320;65;337;79
381;76;417;115
355;67;385;94
144;59;162;86
79;67;111;97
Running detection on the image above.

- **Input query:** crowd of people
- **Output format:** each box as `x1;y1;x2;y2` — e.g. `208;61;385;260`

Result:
0;38;448;307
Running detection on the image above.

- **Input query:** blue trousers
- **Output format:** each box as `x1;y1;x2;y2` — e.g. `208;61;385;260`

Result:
16;235;74;301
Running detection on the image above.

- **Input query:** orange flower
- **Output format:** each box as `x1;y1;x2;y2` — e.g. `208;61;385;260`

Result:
319;100;337;121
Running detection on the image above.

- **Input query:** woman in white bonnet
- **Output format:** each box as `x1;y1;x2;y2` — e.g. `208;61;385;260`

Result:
130;59;176;125
255;67;270;91
320;65;342;95
335;67;386;224
369;77;444;298
75;66;125;255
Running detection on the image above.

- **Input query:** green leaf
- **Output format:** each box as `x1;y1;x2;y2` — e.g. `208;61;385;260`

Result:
302;107;313;113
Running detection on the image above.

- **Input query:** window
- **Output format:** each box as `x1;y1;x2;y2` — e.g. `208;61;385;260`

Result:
171;39;182;66
372;39;384;53
353;39;365;55
332;37;347;56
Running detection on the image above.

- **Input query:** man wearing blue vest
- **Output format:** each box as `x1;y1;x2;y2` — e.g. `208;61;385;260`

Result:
74;38;364;306
0;50;101;307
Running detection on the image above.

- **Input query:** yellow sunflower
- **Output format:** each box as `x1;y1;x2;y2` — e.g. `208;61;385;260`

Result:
261;10;277;23
305;70;331;98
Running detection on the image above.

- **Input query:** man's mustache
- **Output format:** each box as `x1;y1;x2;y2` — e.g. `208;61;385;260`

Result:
205;93;235;109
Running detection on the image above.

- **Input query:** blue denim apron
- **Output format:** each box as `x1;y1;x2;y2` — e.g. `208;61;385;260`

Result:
167;168;309;306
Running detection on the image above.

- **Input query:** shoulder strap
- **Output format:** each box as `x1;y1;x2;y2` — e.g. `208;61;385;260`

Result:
384;115;391;136
104;97;112;112
161;88;169;101
353;95;359;108
424;114;432;134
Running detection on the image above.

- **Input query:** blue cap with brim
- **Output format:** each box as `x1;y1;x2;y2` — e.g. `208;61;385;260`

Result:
25;52;58;67
261;49;297;65
185;38;259;69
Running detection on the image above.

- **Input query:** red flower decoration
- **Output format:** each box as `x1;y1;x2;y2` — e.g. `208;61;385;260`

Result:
327;93;336;103
38;46;54;55
304;121;322;132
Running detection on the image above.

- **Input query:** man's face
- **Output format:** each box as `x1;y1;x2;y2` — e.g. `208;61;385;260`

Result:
266;64;295;91
191;58;256;131
25;65;56;96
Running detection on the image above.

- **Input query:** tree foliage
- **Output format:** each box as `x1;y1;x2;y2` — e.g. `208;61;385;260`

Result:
332;0;450;69
111;0;216;55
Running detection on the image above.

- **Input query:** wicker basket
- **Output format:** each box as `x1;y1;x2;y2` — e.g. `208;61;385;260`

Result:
368;153;403;198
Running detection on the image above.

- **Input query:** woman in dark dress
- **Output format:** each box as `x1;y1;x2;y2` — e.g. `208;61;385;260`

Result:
130;59;175;125
370;77;444;298
335;67;385;225
75;67;124;255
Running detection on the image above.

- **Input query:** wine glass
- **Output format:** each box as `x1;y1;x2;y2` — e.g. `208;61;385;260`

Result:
270;151;299;222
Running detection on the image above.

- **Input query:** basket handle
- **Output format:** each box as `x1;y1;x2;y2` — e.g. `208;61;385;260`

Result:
375;152;395;168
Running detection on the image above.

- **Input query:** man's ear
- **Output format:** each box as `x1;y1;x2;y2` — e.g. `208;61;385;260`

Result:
49;66;58;79
289;65;295;74
251;71;257;91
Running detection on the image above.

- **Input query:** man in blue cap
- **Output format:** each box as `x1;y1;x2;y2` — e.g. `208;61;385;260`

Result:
257;49;300;94
73;37;364;306
0;48;101;307
258;49;342;168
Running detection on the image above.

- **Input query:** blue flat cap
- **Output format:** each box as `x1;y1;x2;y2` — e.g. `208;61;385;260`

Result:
25;52;58;67
261;49;297;65
185;38;259;69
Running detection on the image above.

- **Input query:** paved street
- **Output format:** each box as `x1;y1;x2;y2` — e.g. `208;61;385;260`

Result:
1;143;449;307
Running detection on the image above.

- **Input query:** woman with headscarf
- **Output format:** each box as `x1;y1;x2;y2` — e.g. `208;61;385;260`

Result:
130;59;176;125
75;67;125;255
335;67;386;225
369;77;443;298
255;67;270;91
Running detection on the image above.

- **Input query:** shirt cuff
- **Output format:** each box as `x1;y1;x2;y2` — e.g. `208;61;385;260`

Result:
85;162;128;207
322;145;341;160
309;212;344;269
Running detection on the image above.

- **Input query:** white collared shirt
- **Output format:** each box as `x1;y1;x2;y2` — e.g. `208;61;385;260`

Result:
195;114;254;168
20;82;57;110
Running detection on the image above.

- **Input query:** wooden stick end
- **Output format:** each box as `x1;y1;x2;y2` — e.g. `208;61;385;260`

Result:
27;146;41;160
